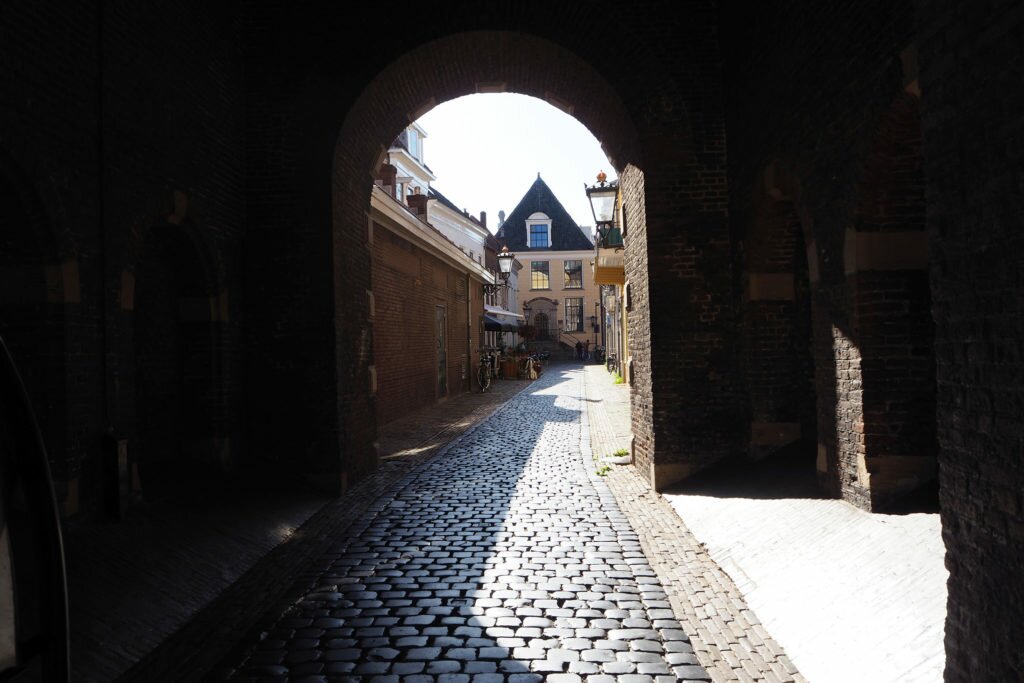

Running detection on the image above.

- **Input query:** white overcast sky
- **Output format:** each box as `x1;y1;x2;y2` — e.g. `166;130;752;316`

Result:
415;93;617;235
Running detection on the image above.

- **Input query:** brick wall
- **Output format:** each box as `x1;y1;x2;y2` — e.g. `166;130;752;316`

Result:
918;1;1024;677
0;0;246;519
741;198;816;458
617;4;738;490
371;224;475;426
622;166;653;477
722;0;923;505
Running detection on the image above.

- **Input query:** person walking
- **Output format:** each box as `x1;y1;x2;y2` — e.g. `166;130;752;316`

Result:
584;339;591;361
575;340;583;361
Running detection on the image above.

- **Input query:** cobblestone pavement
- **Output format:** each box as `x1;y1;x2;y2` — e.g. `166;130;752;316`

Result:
580;366;806;683
121;376;532;682
218;365;711;681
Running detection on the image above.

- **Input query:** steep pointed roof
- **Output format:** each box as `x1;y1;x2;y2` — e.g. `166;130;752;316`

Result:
494;176;593;252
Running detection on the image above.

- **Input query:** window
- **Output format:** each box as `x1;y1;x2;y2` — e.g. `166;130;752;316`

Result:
529;223;550;248
564;260;583;288
565;297;584;332
527;212;551;248
531;261;550;289
407;128;421;161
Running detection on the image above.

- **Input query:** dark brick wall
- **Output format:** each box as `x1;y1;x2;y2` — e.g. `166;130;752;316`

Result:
0;0;246;518
102;0;247;510
617;4;738;488
723;0;1023;675
0;0;101;517
918;2;1024;678
741;199;816;455
721;0;922;505
133;223;230;497
850;92;935;509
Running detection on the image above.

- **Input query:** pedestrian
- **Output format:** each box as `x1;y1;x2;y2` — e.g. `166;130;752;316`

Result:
575;340;582;360
584;339;591;361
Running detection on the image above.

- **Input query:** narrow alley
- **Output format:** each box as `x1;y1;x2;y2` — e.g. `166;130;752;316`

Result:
65;360;945;683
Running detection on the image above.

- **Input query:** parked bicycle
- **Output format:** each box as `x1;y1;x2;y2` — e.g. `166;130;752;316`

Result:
477;348;496;392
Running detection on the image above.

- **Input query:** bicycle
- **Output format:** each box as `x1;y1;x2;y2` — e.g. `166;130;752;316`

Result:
476;348;494;392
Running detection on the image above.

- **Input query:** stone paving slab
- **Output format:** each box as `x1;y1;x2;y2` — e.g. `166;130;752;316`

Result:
663;495;945;683
216;365;711;682
581;364;946;683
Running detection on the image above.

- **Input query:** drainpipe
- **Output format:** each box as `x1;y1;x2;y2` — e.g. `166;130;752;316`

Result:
466;272;472;391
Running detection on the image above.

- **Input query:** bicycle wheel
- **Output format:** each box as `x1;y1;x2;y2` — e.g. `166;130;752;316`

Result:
477;363;491;392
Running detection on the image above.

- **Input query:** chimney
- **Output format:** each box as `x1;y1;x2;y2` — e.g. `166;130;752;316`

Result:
480;211;487;228
407;190;428;219
376;163;397;196
498;210;506;227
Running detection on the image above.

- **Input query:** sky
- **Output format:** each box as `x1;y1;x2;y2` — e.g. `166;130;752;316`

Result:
415;93;616;236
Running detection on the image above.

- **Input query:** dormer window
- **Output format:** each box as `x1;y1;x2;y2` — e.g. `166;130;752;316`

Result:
527;212;551;249
407;128;422;161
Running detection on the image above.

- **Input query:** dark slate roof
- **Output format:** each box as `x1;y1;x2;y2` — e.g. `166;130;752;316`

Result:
494;176;593;252
428;186;465;215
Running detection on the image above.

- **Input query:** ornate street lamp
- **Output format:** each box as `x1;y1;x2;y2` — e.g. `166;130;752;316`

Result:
585;170;618;246
483;245;515;296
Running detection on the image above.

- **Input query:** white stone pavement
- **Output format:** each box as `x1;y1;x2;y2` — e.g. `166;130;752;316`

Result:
664;496;946;683
581;364;948;682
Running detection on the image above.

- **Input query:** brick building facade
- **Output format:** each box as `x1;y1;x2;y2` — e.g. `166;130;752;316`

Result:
1;1;1022;678
369;185;489;427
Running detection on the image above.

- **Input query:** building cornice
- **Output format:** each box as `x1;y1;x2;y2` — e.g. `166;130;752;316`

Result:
370;186;493;283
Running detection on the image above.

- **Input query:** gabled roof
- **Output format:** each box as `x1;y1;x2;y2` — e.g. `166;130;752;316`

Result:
494;176;594;252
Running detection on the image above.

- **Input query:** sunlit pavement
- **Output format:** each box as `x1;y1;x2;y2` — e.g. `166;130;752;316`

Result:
581;364;946;683
220;365;711;681
663;494;945;683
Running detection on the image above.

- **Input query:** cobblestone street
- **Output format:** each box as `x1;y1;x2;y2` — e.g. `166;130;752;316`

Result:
219;366;710;682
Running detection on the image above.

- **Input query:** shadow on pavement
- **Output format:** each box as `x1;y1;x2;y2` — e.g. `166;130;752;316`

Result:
665;439;827;501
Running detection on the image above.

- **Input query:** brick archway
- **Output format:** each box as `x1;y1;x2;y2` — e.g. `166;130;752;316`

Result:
244;10;727;497
742;171;817;465
845;92;934;511
130;220;231;500
328;30;655;487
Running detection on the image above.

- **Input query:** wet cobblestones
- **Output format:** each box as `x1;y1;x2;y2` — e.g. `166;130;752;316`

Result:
224;367;709;681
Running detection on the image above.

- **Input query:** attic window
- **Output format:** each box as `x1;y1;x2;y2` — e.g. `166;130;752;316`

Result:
527;212;551;249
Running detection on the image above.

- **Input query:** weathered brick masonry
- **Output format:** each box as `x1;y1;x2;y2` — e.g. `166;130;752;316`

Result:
0;0;246;517
917;2;1024;679
371;223;476;426
2;1;1023;679
722;0;1023;676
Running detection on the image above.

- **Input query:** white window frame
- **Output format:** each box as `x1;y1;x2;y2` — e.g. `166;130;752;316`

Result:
526;212;551;249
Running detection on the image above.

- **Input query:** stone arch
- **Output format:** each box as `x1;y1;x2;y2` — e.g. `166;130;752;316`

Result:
742;161;817;466
845;91;934;511
0;152;80;513
126;216;231;501
525;296;560;343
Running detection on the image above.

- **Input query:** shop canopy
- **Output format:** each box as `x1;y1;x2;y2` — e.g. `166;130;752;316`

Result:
483;314;518;332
